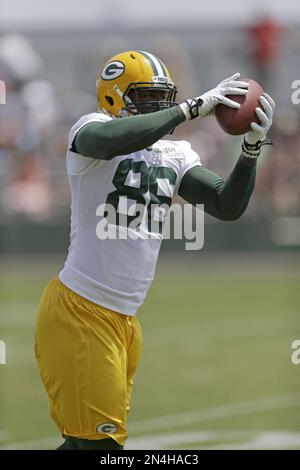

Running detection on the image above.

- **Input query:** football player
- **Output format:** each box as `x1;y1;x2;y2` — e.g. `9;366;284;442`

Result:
35;50;275;450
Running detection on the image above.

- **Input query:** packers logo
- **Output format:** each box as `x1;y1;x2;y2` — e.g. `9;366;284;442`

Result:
96;423;118;434
101;61;125;80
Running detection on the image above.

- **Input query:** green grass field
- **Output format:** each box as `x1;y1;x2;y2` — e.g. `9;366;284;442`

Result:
0;254;300;449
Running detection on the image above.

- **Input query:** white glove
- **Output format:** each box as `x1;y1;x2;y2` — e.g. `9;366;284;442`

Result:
245;93;275;144
242;93;275;158
180;73;249;120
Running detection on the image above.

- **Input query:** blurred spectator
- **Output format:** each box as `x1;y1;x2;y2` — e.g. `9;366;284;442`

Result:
0;34;41;85
1;153;53;221
248;14;285;92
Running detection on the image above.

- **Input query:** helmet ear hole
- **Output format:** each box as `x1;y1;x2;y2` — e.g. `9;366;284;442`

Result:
105;96;114;106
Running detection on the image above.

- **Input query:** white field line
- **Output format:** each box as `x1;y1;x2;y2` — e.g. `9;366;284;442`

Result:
1;393;300;450
127;430;300;450
128;392;300;433
201;431;300;450
0;436;61;450
127;430;254;450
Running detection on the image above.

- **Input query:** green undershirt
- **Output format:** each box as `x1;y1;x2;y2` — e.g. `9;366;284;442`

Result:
73;107;186;160
73;106;257;221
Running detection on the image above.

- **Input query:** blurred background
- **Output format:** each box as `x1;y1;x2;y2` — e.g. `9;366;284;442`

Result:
0;0;299;450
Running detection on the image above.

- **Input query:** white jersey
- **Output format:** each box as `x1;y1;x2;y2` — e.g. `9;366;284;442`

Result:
59;112;201;315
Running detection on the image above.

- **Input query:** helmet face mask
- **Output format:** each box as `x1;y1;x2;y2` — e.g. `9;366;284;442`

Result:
97;51;178;118
125;80;177;115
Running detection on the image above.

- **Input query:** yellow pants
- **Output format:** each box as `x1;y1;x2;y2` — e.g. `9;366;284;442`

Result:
35;277;143;447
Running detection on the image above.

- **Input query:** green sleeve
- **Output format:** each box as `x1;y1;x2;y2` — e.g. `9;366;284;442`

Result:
178;156;257;221
73;106;186;160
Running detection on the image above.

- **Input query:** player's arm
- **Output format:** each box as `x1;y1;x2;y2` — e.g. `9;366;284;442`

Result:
179;93;275;220
72;107;185;159
73;74;249;160
178;157;256;221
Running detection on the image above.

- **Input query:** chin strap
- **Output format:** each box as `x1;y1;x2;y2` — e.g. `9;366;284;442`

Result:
241;138;273;158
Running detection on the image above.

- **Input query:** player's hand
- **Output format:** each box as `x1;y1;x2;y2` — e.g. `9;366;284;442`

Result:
180;73;249;120
245;93;276;144
241;93;275;159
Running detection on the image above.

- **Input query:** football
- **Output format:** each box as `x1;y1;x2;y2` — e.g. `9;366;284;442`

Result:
215;78;263;135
